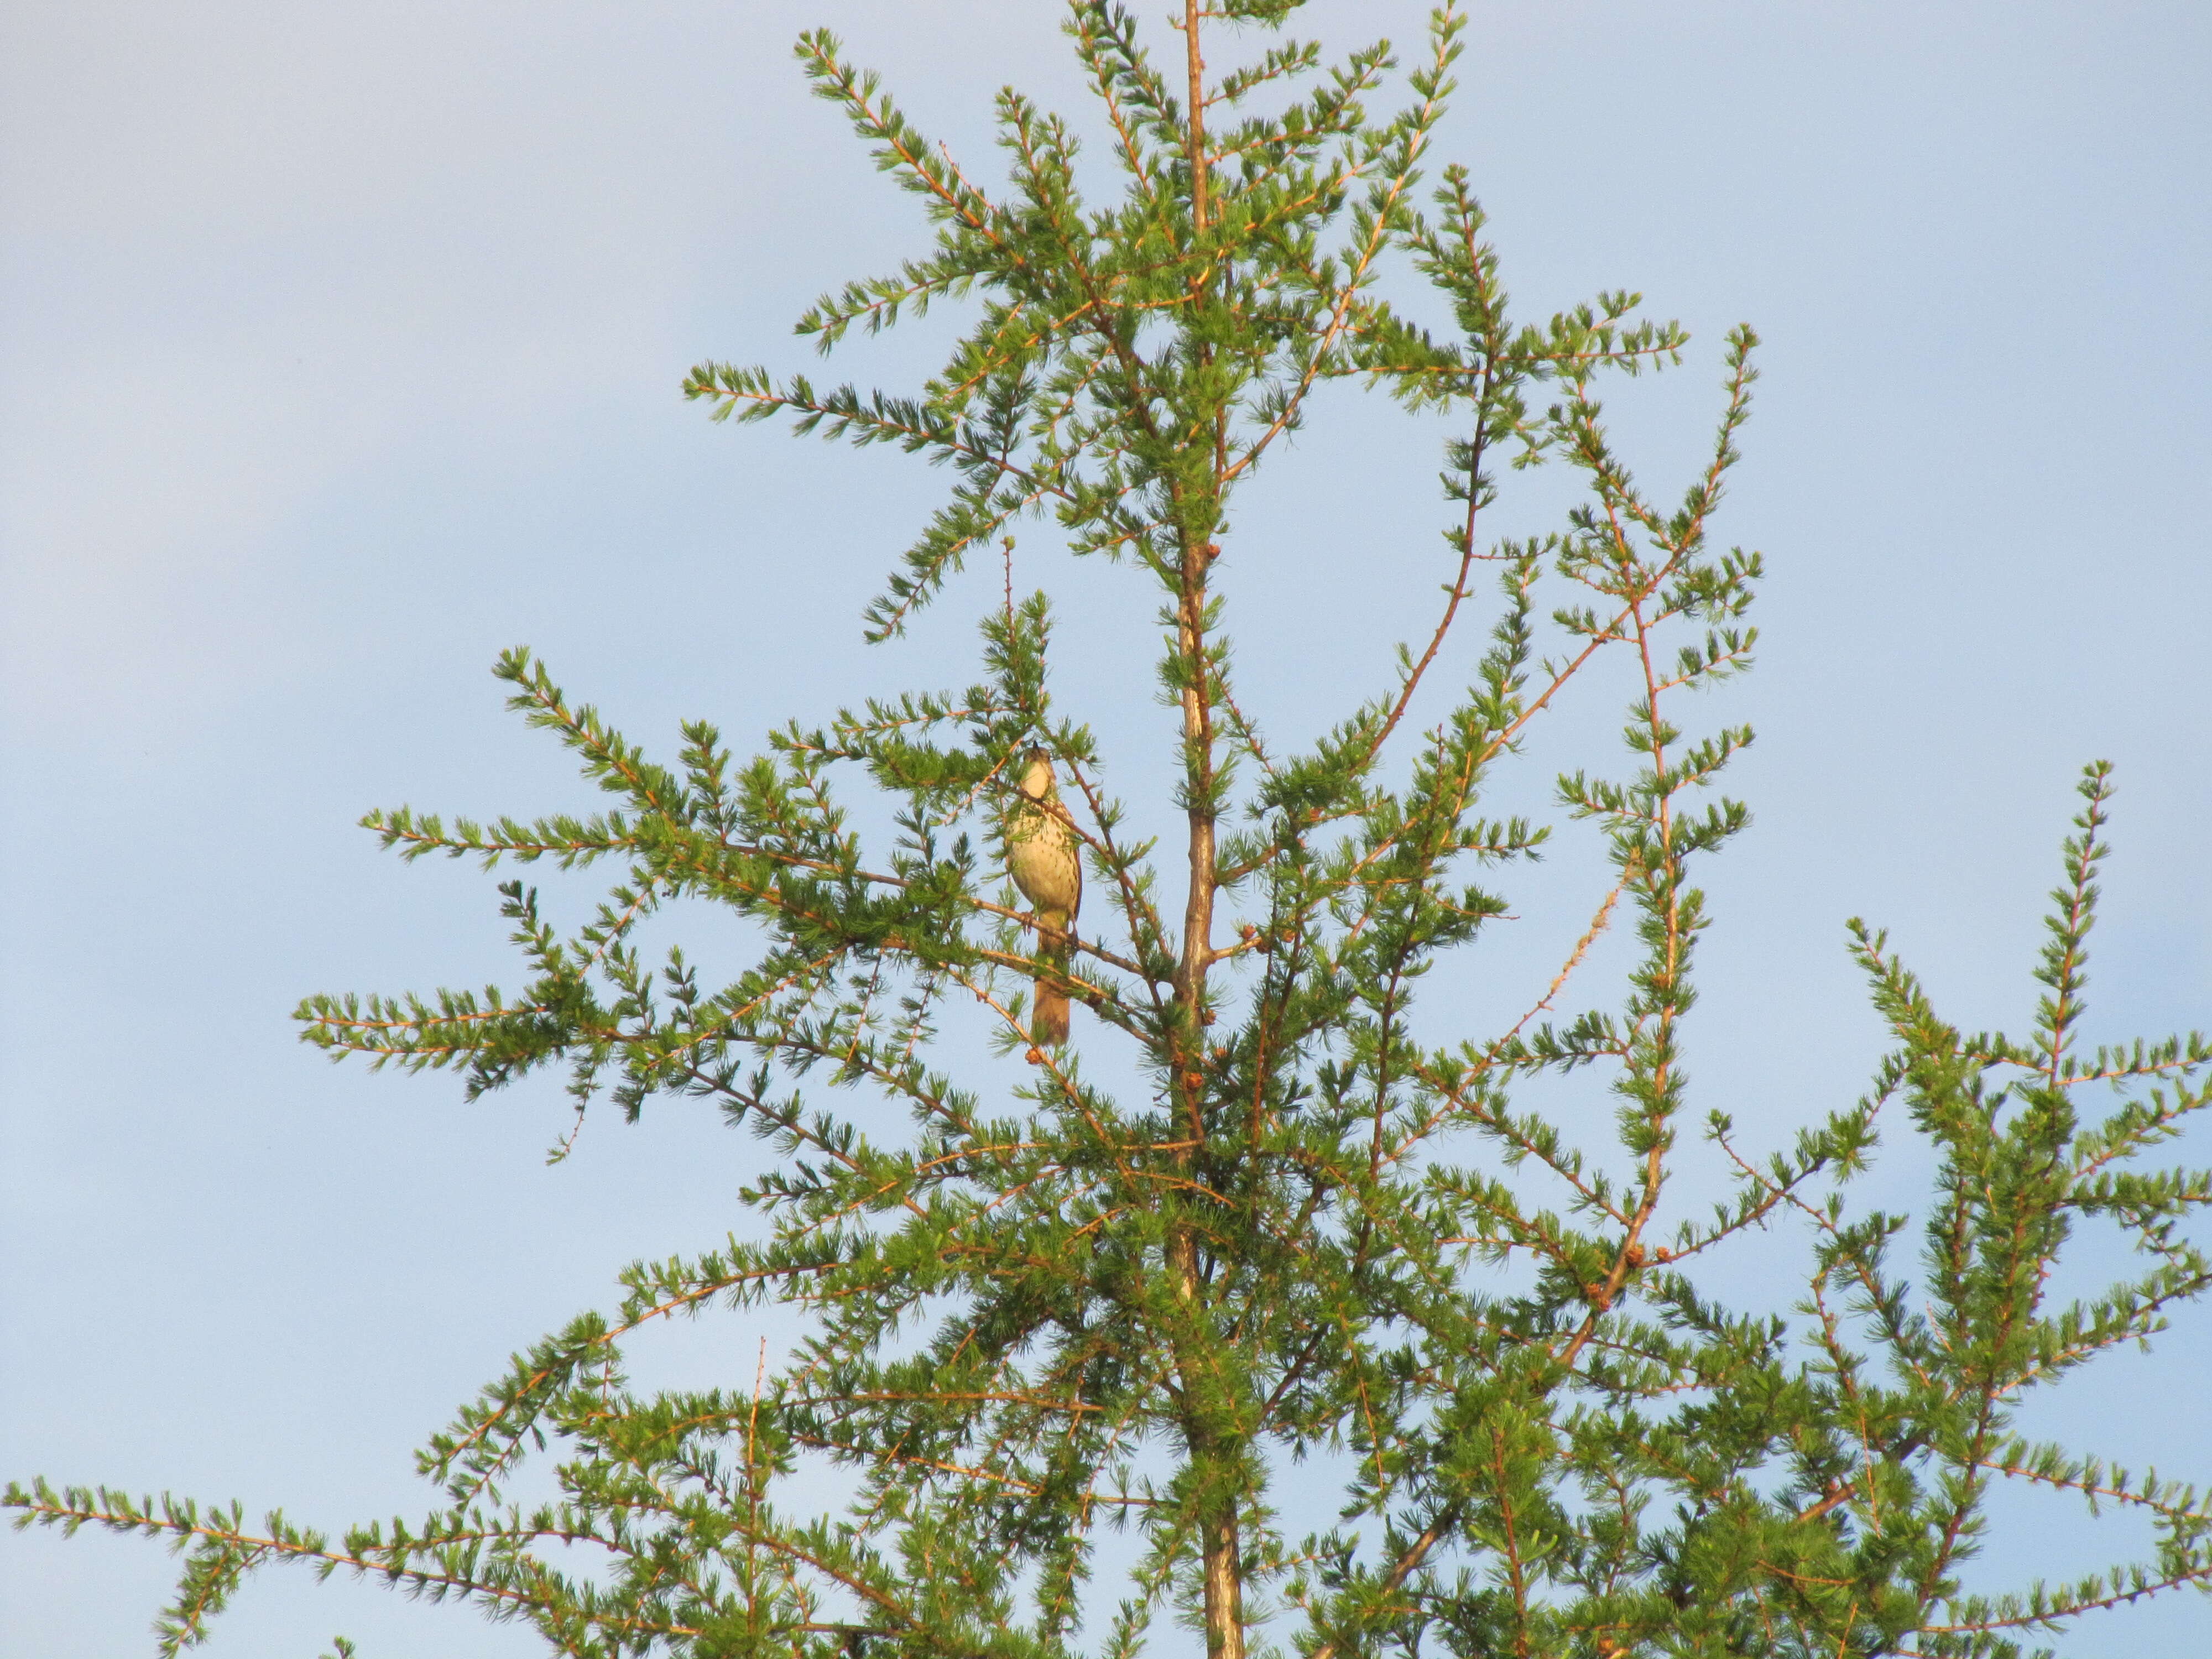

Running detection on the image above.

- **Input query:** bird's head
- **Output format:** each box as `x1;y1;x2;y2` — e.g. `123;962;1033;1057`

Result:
1016;746;1057;802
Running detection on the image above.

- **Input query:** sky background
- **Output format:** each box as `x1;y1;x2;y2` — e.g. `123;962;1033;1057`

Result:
4;1;2210;1653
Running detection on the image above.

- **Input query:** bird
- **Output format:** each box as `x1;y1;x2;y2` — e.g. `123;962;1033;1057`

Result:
1006;747;1082;1046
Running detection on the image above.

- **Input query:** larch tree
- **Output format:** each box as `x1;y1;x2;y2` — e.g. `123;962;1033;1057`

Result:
14;4;2212;1657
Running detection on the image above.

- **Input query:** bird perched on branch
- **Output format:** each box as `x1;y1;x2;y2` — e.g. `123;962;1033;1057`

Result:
1007;747;1081;1046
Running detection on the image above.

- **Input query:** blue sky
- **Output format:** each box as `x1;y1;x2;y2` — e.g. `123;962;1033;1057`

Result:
4;2;2210;1653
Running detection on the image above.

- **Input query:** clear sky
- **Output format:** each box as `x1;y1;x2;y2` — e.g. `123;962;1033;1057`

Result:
4;2;2209;1654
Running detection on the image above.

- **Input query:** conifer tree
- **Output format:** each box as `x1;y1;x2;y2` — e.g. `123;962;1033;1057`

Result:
14;5;2212;1656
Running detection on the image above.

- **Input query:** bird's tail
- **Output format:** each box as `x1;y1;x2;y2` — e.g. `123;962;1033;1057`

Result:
1033;907;1072;1047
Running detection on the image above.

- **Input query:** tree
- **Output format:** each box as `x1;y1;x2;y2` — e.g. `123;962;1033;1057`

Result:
13;3;2212;1655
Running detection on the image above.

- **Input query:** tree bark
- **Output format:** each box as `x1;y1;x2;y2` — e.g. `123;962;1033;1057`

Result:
1175;9;1241;1657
